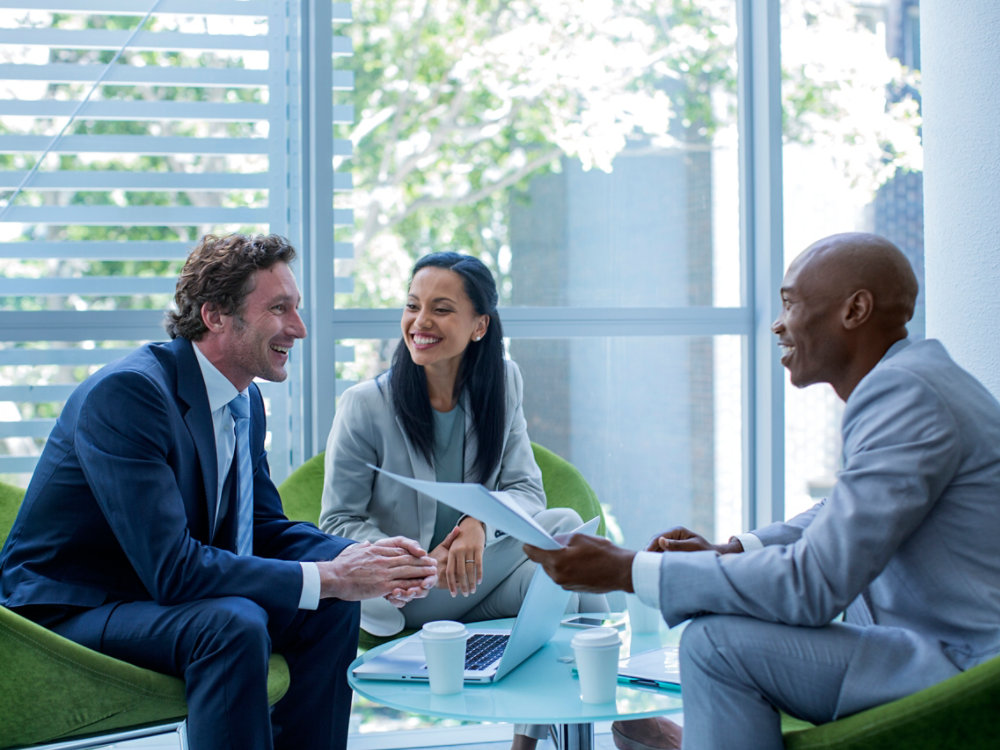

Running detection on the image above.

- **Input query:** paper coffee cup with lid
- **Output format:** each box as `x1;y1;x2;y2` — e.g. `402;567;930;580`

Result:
571;626;621;703
420;620;469;695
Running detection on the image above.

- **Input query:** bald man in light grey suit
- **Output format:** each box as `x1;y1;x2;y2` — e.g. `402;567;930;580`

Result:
526;232;1000;750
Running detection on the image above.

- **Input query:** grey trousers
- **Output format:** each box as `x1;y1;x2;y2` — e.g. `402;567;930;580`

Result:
402;506;609;740
677;615;960;750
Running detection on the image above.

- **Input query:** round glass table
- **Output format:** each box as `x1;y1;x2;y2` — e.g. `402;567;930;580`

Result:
348;616;684;750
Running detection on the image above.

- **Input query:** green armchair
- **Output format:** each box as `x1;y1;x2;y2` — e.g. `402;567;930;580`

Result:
277;442;607;651
0;480;290;750
780;651;1000;748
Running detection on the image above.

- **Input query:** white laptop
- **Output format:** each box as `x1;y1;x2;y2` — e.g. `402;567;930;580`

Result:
352;516;600;685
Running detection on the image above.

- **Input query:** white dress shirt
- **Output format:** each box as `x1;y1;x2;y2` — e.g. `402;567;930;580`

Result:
192;343;319;609
631;532;762;609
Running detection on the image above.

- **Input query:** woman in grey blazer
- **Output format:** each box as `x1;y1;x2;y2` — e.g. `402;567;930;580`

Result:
320;252;602;750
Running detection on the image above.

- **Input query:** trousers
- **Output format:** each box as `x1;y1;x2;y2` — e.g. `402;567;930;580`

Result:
677;614;959;750
48;595;360;750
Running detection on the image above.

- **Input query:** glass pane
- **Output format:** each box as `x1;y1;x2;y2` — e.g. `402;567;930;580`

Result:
780;0;922;518
336;0;741;309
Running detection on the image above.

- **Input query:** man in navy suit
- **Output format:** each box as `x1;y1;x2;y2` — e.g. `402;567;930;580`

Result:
526;233;1000;750
0;234;438;749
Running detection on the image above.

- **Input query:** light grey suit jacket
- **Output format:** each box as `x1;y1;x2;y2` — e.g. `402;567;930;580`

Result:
658;338;1000;713
319;359;546;633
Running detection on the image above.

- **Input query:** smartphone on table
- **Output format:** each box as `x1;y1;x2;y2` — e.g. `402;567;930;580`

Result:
561;613;627;629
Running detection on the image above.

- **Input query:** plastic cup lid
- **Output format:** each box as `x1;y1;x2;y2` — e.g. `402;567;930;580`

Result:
571;626;621;648
420;620;469;640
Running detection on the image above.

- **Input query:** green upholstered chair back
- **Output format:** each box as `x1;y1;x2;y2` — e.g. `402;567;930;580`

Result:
279;450;327;523
0;479;290;748
0;479;24;546
529;442;606;535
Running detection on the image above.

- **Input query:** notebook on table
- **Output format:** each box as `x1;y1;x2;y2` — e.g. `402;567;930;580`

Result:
352;516;600;685
617;645;682;690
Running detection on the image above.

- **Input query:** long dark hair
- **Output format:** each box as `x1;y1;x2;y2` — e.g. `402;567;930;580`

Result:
389;252;506;484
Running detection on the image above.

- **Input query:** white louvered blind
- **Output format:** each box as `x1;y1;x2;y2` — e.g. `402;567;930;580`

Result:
0;0;353;483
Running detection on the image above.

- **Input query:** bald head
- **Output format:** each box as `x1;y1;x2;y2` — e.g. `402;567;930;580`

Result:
774;232;919;400
792;232;918;332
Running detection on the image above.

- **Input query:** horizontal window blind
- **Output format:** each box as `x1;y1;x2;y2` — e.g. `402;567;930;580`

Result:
0;0;354;482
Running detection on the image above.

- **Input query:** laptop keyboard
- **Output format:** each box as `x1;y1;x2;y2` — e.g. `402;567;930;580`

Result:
464;633;509;670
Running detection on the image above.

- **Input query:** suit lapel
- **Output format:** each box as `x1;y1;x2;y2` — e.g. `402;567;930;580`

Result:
170;337;222;537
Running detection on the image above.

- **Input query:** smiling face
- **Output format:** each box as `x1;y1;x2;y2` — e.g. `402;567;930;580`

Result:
211;262;307;390
401;266;488;379
771;247;851;392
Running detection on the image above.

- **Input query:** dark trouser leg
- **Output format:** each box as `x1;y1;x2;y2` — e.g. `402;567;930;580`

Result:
269;597;360;750
50;597;275;750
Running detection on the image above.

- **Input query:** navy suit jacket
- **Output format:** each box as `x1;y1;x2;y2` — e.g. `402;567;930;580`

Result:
0;337;350;625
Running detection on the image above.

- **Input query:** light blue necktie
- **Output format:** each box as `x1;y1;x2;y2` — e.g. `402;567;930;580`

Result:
229;393;253;556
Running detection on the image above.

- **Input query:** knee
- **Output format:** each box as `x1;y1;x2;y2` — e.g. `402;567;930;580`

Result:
679;615;741;675
298;598;360;652
534;506;584;534
313;597;360;634
203;597;270;653
680;615;713;656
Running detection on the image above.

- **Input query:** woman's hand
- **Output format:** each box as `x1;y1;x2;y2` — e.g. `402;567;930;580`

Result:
445;516;487;597
429;526;460;589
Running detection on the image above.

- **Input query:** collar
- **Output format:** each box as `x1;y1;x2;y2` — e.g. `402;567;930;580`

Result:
192;341;243;412
880;337;911;364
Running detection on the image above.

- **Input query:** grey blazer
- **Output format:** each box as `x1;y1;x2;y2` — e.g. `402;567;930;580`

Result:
320;359;546;634
320;358;545;549
657;338;1000;713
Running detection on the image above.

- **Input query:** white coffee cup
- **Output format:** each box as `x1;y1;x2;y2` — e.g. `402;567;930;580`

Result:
420;620;469;695
571;626;621;703
626;593;662;634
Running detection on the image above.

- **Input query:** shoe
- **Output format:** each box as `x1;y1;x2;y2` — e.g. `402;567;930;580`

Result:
611;717;683;750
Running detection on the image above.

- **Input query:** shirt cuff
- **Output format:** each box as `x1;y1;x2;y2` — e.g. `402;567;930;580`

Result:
631;551;662;609
299;562;321;610
735;532;763;552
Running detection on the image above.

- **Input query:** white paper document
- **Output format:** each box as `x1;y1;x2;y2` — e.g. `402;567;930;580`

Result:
368;464;587;549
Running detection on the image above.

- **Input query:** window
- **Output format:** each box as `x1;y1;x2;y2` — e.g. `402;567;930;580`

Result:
1;0;923;741
0;1;353;484
333;0;747;561
780;0;922;518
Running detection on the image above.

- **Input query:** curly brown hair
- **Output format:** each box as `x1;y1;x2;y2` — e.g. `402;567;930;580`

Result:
165;233;297;341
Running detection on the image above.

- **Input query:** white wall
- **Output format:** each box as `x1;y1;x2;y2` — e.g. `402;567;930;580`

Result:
922;0;1000;397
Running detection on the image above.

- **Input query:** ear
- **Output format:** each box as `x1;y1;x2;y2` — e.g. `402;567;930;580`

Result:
201;301;225;333
842;289;874;330
472;315;489;342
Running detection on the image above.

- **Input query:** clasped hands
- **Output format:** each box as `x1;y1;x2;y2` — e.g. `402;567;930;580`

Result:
317;535;438;606
523;525;743;594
